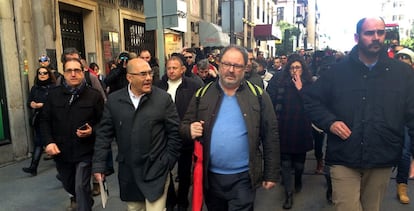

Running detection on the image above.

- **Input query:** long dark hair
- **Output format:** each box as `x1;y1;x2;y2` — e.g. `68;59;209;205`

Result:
279;54;312;85
34;66;56;85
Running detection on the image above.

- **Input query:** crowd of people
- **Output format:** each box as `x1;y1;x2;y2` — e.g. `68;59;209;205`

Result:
21;16;414;211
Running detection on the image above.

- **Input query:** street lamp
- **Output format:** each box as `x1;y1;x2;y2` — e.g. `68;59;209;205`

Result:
296;14;303;49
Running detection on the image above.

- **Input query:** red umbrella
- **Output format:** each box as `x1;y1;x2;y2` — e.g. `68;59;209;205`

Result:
192;140;203;211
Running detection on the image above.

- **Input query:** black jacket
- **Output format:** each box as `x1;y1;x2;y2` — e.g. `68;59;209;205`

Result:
39;85;104;162
105;66;128;94
92;86;182;202
154;75;202;120
303;45;414;168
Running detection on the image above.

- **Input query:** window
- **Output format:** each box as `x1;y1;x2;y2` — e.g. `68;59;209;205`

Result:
277;7;284;22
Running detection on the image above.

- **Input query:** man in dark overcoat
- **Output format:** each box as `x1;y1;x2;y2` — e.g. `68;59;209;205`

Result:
92;58;182;211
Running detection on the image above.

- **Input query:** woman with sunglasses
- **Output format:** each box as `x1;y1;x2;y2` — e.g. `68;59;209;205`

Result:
22;67;56;176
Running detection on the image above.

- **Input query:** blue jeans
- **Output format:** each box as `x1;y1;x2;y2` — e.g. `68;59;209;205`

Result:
396;129;412;184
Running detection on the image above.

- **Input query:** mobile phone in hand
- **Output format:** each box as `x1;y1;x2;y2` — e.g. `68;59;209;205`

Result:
78;123;88;130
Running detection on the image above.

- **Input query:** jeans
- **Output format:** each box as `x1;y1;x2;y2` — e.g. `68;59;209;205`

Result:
396;128;412;184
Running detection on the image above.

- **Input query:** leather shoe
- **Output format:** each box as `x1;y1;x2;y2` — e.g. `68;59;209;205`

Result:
326;188;333;204
283;192;293;209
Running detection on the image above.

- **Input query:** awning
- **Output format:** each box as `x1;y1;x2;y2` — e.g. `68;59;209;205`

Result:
199;21;230;47
254;24;281;41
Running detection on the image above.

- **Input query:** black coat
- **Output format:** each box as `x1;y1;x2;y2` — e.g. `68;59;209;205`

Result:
39;85;104;162
92;86;182;202
104;66;128;94
303;45;414;168
28;83;55;125
154;75;202;120
267;72;313;154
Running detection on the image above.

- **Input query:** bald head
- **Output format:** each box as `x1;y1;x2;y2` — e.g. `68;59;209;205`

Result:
127;58;151;73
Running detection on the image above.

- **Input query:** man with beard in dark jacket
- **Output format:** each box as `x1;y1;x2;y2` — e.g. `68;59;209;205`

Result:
303;17;414;211
155;56;202;210
41;58;104;211
92;58;182;211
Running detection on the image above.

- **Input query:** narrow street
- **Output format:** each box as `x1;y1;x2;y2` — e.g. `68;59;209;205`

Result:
0;145;413;211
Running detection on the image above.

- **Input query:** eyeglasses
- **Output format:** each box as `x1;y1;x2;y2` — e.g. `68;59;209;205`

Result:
128;70;154;77
290;65;302;70
184;56;193;59
38;71;49;75
220;61;245;71
362;29;385;36
397;54;411;60
64;68;83;74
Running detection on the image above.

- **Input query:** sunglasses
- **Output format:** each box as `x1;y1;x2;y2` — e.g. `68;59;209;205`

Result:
184;56;193;59
281;57;287;59
397;54;411;60
39;58;49;62
38;71;48;75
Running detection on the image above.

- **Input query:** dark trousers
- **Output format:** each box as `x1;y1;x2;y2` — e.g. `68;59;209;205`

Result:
176;148;193;208
396;128;412;184
281;153;306;193
312;129;325;160
205;171;255;211
56;160;93;211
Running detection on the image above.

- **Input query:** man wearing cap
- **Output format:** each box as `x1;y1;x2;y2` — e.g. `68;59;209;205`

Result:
105;52;130;94
396;48;414;68
39;55;63;85
394;48;414;204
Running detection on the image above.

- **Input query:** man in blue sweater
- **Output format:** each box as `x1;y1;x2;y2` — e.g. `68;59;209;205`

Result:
180;45;280;210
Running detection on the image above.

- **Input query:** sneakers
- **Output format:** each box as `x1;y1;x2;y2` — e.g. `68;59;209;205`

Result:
397;183;410;204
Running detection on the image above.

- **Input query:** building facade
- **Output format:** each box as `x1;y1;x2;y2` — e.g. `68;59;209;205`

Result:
0;0;321;165
0;0;154;165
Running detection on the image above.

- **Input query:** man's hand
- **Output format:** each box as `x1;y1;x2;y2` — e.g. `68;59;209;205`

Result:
76;123;92;138
190;121;204;139
94;172;105;182
262;181;276;190
329;121;352;140
45;143;61;156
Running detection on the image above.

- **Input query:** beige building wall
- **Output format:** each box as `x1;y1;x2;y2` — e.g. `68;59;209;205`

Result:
0;0;146;165
0;0;33;164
